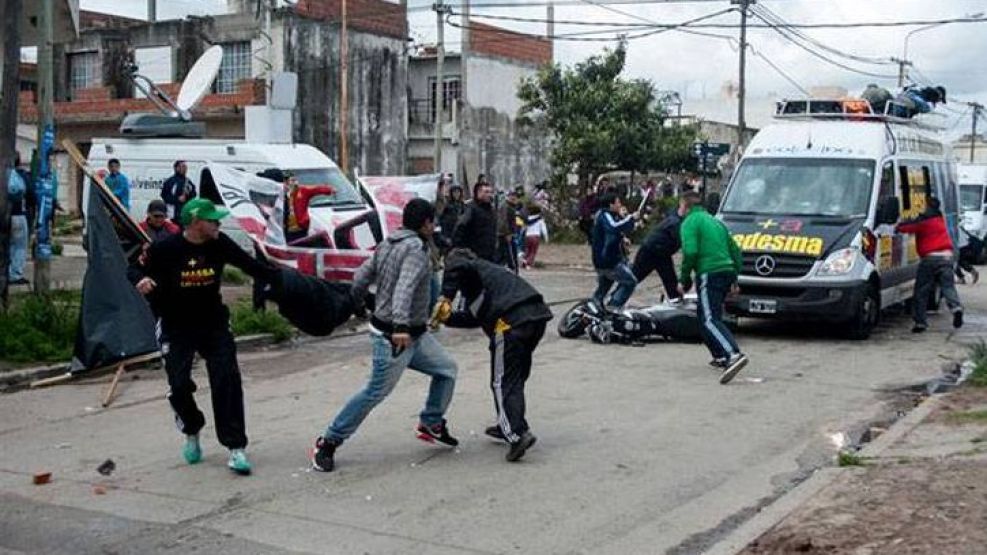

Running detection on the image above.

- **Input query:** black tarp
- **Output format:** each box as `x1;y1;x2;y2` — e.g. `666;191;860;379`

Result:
266;268;357;337
70;187;159;374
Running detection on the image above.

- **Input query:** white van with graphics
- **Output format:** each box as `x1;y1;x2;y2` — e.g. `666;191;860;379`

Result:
718;98;959;339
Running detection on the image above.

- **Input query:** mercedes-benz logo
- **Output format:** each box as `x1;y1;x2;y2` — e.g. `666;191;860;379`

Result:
754;255;776;276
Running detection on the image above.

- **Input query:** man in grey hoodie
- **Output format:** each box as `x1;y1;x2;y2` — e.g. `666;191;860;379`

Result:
311;199;459;472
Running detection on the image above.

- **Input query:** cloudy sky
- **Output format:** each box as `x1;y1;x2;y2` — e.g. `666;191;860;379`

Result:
79;0;987;135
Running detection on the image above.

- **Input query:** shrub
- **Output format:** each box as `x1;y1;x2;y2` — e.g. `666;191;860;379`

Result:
0;291;81;364
230;300;293;342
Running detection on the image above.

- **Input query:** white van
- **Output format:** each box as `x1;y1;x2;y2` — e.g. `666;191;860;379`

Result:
717;98;959;339
958;164;987;261
85;138;381;251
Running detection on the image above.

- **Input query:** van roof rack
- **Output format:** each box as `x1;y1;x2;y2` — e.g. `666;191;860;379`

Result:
774;98;945;130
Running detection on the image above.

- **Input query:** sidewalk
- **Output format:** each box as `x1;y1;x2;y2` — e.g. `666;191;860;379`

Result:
732;380;987;554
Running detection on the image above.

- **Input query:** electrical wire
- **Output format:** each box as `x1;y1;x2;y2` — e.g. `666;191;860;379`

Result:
753;4;894;66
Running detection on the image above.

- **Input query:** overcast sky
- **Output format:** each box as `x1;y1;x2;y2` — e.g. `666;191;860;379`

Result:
79;0;987;135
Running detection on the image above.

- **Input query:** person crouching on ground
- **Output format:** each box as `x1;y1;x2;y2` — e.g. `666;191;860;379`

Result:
431;248;552;462
130;198;277;475
897;197;964;333
311;198;459;472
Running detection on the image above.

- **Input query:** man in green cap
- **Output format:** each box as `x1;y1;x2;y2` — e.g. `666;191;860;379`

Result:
130;198;276;475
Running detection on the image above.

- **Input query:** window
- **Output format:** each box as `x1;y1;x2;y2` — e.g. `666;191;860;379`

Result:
898;162;931;218
427;75;461;122
879;162;895;201
68;51;100;93
215;41;252;94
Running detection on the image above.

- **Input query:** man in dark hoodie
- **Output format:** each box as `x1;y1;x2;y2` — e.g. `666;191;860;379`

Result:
438;183;466;250
632;196;688;302
453;181;497;262
431;248;552;462
311;199;459;472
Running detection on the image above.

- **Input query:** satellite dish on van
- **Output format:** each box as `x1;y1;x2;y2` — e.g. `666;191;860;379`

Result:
176;45;224;117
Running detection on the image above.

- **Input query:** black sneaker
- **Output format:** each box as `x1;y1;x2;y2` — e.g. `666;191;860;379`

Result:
912;323;928;333
953;309;964;329
719;353;749;385
416;419;459;447
484;425;507;442
708;358;728;369
311;437;338;472
506;432;537;462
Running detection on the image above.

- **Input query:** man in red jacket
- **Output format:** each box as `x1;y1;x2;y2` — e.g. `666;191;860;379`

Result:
896;197;963;333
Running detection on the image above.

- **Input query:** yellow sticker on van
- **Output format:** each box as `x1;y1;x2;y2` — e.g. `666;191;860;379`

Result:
732;233;825;256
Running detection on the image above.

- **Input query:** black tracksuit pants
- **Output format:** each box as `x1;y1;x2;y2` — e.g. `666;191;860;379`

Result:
489;320;545;443
632;247;680;300
162;323;247;449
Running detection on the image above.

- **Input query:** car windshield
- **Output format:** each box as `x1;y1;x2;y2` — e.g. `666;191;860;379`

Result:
960;185;982;212
287;168;363;206
722;158;875;218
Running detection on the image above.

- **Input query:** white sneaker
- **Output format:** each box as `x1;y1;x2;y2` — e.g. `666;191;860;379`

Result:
719;353;749;385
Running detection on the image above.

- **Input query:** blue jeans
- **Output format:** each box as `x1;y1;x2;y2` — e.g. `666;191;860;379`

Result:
593;262;638;309
8;215;27;281
697;272;741;360
325;330;458;443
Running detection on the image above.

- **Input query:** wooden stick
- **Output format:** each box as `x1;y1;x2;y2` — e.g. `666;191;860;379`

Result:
29;372;74;388
29;351;160;389
101;363;126;408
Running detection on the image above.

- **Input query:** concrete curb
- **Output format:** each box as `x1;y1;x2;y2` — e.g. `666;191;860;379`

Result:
703;394;945;555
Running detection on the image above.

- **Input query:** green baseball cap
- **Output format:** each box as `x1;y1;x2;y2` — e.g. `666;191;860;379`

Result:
181;198;230;225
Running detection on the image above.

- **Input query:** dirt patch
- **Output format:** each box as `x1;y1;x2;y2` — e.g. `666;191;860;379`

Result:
930;386;987;423
740;458;987;555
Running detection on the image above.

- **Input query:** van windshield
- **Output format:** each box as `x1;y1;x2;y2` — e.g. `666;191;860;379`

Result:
288;168;363;206
722;158;875;218
961;185;982;212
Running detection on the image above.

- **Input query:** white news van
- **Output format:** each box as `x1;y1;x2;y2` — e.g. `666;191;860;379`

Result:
958;164;987;261
85;139;380;251
717;98;959;339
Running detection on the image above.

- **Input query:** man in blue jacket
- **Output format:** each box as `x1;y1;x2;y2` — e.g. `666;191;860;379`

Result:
591;193;640;311
104;158;131;211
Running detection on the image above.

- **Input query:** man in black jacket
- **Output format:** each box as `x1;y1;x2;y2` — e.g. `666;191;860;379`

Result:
431;248;552;462
438;184;465;251
452;182;497;262
632;197;688;302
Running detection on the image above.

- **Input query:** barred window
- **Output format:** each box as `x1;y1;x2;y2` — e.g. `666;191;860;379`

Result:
215;41;252;94
427;75;462;122
68;51;100;93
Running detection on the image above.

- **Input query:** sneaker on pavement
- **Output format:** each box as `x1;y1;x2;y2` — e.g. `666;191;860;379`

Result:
506;432;537;462
719;353;749;385
311;437;338;472
227;449;252;475
182;434;202;465
708;357;728;369
484;425;507;442
912;323;928;333
953;309;964;329
416;419;459;447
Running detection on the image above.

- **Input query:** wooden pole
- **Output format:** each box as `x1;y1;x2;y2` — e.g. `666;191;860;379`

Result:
101;363;127;407
0;0;23;309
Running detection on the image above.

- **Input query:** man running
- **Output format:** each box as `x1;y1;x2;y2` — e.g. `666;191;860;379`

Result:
591;193;640;311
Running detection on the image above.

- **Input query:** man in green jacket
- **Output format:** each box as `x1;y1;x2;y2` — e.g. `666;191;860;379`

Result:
676;192;749;384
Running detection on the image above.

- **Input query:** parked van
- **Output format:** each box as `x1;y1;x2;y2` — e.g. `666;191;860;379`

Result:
958;164;987;261
84;138;380;252
718;98;959;339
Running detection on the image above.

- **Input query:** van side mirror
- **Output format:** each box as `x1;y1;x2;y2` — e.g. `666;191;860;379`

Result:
877;197;900;225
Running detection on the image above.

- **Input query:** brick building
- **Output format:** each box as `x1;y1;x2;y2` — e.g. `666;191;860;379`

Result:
408;20;553;191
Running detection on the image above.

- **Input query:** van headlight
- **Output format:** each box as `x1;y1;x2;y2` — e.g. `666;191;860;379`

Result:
818;248;857;276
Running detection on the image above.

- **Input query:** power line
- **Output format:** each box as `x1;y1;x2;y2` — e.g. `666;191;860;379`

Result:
753;4;893;66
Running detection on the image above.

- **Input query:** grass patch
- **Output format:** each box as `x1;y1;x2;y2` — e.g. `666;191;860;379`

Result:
946;409;987;424
222;267;250;286
967;340;987;387
230;300;293;342
0;291;81;364
837;451;867;467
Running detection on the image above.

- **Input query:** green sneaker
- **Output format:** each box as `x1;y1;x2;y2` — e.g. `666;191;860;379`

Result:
227;449;252;475
183;435;202;465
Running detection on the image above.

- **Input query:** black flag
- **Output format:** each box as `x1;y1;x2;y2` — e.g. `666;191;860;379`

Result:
70;187;159;373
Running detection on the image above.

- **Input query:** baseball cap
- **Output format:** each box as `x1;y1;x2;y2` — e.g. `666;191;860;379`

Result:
146;199;168;216
181;198;230;225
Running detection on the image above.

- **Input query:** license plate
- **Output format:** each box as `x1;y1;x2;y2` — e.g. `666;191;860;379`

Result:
749;299;777;314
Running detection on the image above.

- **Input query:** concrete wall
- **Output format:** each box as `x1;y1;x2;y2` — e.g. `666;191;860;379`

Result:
284;16;407;175
464;55;532;117
458;105;551;191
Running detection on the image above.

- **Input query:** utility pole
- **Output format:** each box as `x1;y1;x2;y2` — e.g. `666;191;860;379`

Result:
147;0;156;22
0;0;23;306
731;0;754;152
459;0;470;186
339;0;349;174
433;2;449;173
35;0;54;294
891;57;912;88
969;102;983;163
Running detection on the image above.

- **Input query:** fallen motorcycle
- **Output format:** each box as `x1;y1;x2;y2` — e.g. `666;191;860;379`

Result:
557;296;702;344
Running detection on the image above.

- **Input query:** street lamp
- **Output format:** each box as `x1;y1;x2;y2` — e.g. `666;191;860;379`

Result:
899;12;984;86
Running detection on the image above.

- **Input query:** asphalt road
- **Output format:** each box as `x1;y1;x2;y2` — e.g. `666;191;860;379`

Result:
0;266;980;554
